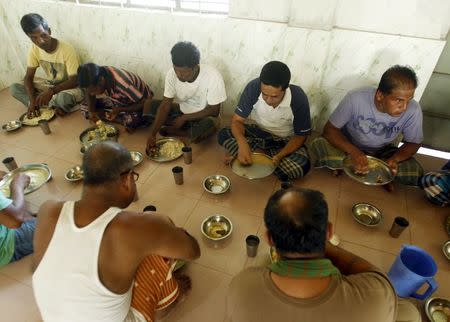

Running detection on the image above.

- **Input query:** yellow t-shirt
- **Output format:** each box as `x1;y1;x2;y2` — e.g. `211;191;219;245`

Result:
27;40;80;84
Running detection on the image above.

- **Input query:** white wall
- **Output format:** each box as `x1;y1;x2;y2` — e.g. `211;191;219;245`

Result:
0;0;447;130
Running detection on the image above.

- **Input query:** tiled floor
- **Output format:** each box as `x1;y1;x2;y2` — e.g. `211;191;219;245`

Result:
0;87;449;322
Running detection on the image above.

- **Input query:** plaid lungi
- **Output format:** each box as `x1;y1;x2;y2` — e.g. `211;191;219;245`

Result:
217;124;310;180
310;136;423;186
130;255;179;322
420;164;450;207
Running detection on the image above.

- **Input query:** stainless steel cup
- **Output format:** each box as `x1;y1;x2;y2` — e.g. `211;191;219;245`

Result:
246;235;260;257
2;157;18;171
38;119;51;134
172;166;183;185
389;216;409;238
182;146;192;164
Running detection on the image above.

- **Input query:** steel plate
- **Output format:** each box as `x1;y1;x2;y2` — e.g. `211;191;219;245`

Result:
0;163;52;197
19;108;55;126
230;153;275;179
146;137;185;162
79;123;119;145
130;151;143;167
2;120;22;132
425;297;450;322
343;155;394;186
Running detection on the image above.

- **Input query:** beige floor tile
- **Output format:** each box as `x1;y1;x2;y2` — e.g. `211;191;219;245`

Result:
0;255;34;286
183;201;261;275
0;145;49;168
162;263;232;322
434;264;450;298
0;274;41;321
334;191;410;255
201;164;277;217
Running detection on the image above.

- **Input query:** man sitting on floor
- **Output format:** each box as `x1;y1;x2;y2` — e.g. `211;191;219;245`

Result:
145;41;227;150
0;171;36;267
77;63;154;131
218;61;311;181
10;13;84;117
226;187;420;322
420;159;449;207
32;142;200;322
310;65;423;190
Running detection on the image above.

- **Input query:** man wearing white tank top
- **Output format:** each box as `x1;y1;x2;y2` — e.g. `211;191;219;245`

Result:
32;142;200;322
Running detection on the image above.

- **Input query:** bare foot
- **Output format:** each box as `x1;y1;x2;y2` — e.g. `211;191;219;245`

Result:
332;169;343;177
55;108;67;117
382;182;394;192
223;153;234;165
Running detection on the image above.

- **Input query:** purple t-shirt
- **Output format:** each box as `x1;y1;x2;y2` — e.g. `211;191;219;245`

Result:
329;87;423;154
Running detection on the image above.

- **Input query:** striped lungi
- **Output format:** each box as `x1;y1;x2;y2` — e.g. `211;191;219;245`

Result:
420;170;450;207
310;136;423;186
217;124;310;181
130;255;179;322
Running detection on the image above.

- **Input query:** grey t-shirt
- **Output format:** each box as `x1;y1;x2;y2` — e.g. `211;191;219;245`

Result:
329;87;423;154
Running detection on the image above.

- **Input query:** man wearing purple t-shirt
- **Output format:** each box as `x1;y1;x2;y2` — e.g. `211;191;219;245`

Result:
311;65;423;189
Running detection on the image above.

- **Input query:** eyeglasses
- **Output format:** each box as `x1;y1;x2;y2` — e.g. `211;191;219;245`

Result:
120;169;139;182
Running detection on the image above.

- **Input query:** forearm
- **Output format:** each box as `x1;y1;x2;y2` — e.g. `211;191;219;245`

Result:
277;135;307;159
325;243;380;275
182;105;220;122
388;142;420;162
114;99;145;113
149;100;171;136
231;121;247;145
24;76;36;105
324;126;360;155
52;76;77;94
87;95;97;113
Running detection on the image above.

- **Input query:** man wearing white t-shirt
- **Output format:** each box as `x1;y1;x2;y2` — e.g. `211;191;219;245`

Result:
145;42;227;150
218;61;311;181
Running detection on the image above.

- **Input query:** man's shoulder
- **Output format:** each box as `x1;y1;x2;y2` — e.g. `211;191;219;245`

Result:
57;40;78;54
341;271;395;296
243;78;261;96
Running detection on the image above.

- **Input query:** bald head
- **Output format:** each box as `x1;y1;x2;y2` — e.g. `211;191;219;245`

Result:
82;142;133;185
264;188;328;255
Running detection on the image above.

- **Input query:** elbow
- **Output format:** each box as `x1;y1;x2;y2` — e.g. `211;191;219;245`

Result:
190;241;201;260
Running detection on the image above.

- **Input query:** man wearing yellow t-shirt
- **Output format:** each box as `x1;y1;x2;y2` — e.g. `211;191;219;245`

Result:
10;13;83;117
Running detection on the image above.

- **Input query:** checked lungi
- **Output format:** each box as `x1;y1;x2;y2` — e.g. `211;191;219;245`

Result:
217;124;310;180
310;136;423;186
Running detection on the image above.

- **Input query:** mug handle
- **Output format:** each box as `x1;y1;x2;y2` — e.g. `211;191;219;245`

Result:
411;278;438;300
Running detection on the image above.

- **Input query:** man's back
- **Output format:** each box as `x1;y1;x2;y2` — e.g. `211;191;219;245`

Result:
226;267;397;322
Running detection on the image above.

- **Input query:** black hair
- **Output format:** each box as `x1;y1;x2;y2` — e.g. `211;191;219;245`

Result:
170;41;200;68
20;13;49;34
82;141;134;185
377;65;418;94
260;61;291;90
264;188;328;255
77;63;107;88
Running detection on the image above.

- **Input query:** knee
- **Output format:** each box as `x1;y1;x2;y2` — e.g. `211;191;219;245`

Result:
53;92;76;109
9;83;25;98
217;127;232;146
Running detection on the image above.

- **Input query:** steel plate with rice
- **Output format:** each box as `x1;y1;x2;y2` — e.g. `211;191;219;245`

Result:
343;155;394;186
231;153;275;179
2;120;22;132
19;108;55;126
146;137;185;162
0;163;52;197
79;121;119;145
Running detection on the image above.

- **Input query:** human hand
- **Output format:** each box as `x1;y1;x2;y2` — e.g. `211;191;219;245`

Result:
237;143;252;165
172;116;186;130
89;111;99;123
272;154;282;166
0;170;6;180
385;158;398;176
350;150;369;174
146;134;157;154
11;173;30;190
35;89;53;106
27;104;41;119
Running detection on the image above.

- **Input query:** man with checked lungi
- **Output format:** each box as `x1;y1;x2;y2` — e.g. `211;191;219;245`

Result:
310;65;424;191
420;160;450;207
218;61;312;181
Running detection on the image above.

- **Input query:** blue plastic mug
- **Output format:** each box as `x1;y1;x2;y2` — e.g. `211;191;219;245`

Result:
388;245;438;300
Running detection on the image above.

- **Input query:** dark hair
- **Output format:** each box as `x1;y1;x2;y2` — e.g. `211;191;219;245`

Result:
170;41;200;68
20;13;49;34
377;65;418;94
260;61;291;90
82;142;134;185
77;63;107;88
264;188;328;255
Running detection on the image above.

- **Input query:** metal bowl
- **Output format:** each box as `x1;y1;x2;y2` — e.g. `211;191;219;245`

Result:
130;151;143;167
65;165;84;182
203;175;231;194
443;240;450;261
2;120;22;132
201;215;233;241
352;203;382;227
425;297;450;322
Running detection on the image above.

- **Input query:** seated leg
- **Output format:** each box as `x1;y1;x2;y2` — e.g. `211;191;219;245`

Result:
10;218;37;263
274;147;311;180
310;137;346;170
9;83;30;107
